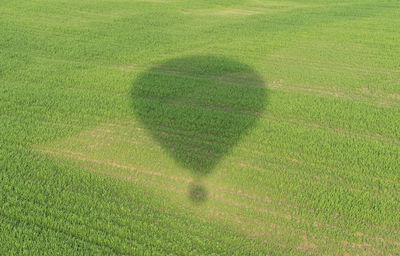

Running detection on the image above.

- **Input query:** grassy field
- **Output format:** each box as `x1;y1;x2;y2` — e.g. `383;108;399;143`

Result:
1;0;399;255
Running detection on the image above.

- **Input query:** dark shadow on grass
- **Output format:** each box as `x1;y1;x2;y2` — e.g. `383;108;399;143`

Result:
130;55;267;202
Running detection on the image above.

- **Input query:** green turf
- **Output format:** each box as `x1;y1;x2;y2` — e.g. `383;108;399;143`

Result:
1;0;399;255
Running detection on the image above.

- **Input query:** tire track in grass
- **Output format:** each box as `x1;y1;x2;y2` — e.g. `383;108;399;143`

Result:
35;97;400;147
41;149;319;252
39;117;400;203
117;115;398;151
97;118;399;183
114;62;400;106
266;54;400;75
37;116;400;206
75;158;396;255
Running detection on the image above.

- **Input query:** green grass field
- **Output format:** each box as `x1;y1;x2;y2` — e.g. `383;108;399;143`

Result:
1;0;399;255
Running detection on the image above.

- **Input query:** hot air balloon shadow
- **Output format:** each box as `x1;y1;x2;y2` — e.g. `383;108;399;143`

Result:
130;55;267;203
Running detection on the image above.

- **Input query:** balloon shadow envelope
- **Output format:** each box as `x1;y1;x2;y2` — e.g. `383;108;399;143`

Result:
130;55;267;200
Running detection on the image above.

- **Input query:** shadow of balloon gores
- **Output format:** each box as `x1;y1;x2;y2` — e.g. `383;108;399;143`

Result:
130;55;267;203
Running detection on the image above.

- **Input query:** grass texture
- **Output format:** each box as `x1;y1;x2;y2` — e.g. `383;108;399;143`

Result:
1;0;399;255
